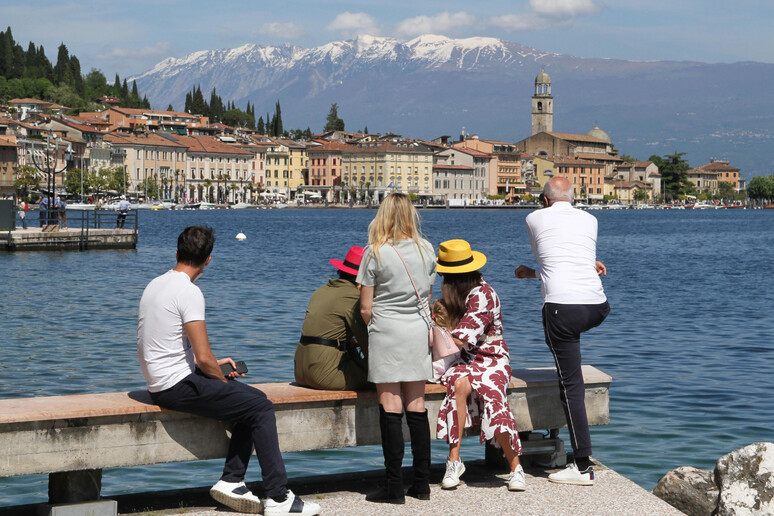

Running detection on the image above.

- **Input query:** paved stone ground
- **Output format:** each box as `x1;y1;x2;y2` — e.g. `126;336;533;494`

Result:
113;461;683;516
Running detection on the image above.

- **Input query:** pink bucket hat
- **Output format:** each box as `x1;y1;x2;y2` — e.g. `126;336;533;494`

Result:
330;246;365;275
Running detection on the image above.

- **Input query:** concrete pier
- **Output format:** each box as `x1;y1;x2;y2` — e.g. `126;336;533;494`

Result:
1;227;137;251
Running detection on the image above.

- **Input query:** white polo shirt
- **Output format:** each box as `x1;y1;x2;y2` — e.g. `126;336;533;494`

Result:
137;270;205;392
525;201;607;305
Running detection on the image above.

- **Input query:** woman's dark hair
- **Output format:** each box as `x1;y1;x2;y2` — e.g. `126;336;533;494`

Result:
337;269;357;282
177;226;215;266
441;270;483;329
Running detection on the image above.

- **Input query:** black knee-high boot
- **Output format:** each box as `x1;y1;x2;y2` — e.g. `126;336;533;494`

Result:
405;409;431;500
366;405;405;504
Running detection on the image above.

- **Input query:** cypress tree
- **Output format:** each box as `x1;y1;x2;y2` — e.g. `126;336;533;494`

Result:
143;95;150;109
274;100;283;136
54;43;70;84
39;45;54;81
69;55;85;97
184;91;192;113
257;116;265;134
0;28;10;77
167;103;174;111
11;44;25;79
113;74;121;95
131;80;139;97
121;78;129;103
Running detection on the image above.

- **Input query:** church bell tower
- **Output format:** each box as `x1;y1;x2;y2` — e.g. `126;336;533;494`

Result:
531;70;553;135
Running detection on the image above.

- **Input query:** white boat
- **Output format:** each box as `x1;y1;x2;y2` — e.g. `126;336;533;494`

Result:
231;202;256;209
66;203;96;211
199;202;216;210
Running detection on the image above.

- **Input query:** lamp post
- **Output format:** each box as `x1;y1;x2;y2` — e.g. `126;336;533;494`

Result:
30;134;66;226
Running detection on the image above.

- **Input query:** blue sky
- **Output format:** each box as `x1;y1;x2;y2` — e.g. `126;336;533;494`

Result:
4;0;773;77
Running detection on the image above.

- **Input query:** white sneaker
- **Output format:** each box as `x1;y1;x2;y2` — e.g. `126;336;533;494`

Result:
210;480;263;513
264;489;321;516
548;463;595;486
441;458;466;489
507;464;526;491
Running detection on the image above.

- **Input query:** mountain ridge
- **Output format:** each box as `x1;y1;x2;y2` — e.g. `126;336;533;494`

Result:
131;35;774;177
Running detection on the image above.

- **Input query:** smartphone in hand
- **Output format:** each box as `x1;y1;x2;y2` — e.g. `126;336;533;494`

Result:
220;361;248;377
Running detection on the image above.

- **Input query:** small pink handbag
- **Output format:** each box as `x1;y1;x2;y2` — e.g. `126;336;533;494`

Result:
391;245;459;361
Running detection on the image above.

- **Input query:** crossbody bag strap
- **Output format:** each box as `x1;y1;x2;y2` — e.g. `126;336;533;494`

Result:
390;244;432;322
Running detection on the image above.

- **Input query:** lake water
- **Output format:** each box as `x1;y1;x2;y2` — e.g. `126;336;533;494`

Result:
2;207;773;506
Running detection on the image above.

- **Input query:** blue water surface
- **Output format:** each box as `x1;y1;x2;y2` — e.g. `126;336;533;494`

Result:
1;207;773;505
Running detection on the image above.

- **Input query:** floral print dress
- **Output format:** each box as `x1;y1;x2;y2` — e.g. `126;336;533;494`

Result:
436;279;522;454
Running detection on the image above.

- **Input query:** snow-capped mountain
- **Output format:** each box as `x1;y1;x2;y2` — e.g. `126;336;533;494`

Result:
132;35;774;175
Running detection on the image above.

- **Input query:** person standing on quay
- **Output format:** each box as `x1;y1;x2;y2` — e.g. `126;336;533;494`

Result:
137;226;320;516
116;195;131;228
57;196;67;228
18;199;28;229
515;176;610;486
358;193;436;504
38;195;47;228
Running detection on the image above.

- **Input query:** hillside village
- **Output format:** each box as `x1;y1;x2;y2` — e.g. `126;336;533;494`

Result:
0;71;745;206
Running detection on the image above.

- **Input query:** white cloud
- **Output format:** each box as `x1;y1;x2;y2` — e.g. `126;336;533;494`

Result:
529;0;601;18
395;11;478;38
259;22;305;39
327;12;379;37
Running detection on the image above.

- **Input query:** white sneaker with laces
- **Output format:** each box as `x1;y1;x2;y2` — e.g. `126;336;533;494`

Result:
209;480;263;513
548;463;595;486
507;464;527;491
441;458;466;489
264;489;321;515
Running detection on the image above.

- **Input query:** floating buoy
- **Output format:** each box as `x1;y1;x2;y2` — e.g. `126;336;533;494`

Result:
236;232;247;241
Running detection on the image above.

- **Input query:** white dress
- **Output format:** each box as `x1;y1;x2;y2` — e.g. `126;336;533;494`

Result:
356;239;436;383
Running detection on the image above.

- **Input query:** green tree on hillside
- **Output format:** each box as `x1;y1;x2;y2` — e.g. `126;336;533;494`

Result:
324;103;345;131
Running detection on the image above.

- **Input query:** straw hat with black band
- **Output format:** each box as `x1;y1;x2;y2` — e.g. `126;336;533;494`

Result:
436;239;487;274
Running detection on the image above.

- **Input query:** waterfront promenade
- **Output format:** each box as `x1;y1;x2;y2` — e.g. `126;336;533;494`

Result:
100;460;682;516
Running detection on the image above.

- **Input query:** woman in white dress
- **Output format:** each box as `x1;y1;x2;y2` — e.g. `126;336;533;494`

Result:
357;193;436;504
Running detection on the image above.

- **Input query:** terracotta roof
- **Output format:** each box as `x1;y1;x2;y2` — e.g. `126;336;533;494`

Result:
57;118;102;134
307;141;351;152
633;161;654;168
574;152;623;162
104;132;187;148
554;158;604;166
547;132;608;144
9;98;51;105
0;135;17;147
111;107;202;119
691;162;740;173
444;147;492;158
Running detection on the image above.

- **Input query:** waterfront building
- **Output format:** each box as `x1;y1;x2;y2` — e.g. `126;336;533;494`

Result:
452;137;525;200
434;147;492;201
104;132;186;199
8;98;69;120
306;140;348;202
276;138;309;200
614;161;662;200
687;159;744;193
614;180;654;203
263;139;292;200
237;142;269;200
164;134;254;203
340;140;434;204
0;132;17;197
553;157;606;201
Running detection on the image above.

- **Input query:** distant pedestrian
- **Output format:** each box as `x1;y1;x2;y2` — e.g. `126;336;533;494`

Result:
38;196;47;228
515;176;610;486
115;195;131;228
57;196;67;228
18;199;28;229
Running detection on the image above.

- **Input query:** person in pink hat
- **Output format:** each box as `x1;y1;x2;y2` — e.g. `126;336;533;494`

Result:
294;246;371;390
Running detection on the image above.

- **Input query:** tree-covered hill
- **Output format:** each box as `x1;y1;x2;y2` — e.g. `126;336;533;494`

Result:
0;26;150;112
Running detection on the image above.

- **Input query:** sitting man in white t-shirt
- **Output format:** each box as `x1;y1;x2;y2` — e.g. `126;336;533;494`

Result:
137;226;319;516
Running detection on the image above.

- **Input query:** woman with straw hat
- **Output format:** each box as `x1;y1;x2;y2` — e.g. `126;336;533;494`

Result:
357;193;436;504
435;239;526;492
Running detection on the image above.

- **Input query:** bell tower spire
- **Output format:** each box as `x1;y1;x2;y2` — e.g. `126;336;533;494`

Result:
531;69;553;135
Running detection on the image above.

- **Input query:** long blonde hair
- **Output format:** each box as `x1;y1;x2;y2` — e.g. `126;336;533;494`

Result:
367;193;424;261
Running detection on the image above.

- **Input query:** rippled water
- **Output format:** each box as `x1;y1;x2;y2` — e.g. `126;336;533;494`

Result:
2;208;773;505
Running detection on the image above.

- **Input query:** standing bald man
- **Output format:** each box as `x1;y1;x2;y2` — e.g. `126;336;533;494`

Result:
515;176;610;486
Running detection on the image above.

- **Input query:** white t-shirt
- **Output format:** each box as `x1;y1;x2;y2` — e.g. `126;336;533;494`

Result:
525;201;607;305
137;270;205;392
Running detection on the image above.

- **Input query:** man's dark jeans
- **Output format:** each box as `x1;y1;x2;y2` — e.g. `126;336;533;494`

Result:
542;301;610;459
150;369;288;498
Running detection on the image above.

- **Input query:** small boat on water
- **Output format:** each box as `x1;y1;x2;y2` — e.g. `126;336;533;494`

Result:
66;203;96;211
231;202;256;209
199;202;216;210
